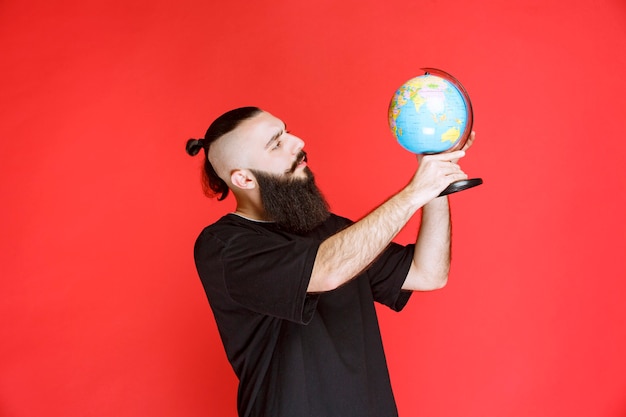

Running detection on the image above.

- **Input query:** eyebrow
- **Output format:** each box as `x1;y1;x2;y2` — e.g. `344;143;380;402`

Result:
264;124;287;149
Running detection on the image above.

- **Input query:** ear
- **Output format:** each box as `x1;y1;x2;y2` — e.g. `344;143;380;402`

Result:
230;169;256;190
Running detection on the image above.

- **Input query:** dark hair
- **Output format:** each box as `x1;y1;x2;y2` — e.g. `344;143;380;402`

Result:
186;106;263;200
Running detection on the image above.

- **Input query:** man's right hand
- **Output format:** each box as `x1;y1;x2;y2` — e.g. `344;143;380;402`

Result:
408;150;468;204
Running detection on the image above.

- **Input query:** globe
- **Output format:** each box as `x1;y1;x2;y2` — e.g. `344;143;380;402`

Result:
388;68;483;196
388;68;473;155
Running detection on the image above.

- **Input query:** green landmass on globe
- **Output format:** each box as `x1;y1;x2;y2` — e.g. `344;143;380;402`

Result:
388;70;472;155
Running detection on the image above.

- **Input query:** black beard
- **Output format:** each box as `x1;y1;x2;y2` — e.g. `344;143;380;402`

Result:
251;167;330;234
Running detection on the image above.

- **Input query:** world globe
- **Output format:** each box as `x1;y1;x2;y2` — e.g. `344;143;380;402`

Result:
388;68;473;154
388;68;483;196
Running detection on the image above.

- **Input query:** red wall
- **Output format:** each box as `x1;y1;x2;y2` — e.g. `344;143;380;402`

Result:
1;0;625;416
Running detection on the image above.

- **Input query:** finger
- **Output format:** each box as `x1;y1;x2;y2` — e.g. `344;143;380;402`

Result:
462;131;476;152
422;150;465;163
443;162;467;178
449;172;469;182
445;162;465;176
429;159;460;176
440;150;466;161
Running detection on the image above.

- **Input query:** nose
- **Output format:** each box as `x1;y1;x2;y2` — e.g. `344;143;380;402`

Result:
289;134;305;155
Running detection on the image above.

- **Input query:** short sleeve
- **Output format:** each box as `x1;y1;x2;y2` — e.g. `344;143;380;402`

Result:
196;220;322;324
366;242;415;311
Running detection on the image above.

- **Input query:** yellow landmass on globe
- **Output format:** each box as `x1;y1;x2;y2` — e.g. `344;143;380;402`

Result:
441;127;460;144
402;79;426;114
394;93;408;109
389;81;426;132
411;94;425;114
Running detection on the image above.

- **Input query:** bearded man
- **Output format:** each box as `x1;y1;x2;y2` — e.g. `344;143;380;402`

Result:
185;106;473;417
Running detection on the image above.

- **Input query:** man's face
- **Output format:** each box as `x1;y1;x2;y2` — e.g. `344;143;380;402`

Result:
236;111;309;180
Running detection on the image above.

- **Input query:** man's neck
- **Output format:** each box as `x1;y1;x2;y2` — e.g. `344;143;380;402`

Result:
231;211;273;223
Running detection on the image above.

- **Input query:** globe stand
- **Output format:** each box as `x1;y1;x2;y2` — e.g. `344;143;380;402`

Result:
439;178;483;197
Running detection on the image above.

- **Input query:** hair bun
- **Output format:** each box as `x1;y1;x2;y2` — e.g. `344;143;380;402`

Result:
185;138;204;156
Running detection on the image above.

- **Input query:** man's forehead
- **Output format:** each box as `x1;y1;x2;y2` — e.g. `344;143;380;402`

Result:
237;111;285;138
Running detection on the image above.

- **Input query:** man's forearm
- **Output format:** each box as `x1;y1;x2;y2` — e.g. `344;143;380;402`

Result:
308;149;466;293
307;185;429;292
402;196;451;291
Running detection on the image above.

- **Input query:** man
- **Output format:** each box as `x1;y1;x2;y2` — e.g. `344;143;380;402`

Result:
186;106;473;417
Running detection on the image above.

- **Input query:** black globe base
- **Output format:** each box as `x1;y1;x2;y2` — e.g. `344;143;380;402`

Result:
438;178;483;197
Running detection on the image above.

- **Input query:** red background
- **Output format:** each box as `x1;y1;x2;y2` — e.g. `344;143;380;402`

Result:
1;0;625;416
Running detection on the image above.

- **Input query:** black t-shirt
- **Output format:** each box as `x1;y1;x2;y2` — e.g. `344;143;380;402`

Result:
194;213;415;417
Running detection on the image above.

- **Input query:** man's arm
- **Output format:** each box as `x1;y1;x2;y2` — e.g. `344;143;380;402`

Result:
307;149;467;293
401;196;451;291
402;131;476;290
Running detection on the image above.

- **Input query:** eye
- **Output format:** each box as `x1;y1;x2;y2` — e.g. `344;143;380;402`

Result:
271;140;282;150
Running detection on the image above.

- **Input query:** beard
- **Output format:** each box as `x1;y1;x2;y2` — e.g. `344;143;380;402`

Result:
251;166;330;234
